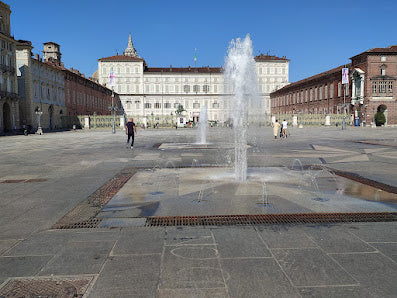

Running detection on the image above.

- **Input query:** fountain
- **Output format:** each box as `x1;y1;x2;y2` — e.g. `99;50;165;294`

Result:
197;105;208;144
224;34;261;181
95;35;397;227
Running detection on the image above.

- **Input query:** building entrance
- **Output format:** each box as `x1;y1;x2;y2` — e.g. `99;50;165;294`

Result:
48;105;54;130
2;102;12;132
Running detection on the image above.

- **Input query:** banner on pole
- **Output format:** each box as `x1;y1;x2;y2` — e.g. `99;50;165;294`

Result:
109;71;115;87
342;68;349;85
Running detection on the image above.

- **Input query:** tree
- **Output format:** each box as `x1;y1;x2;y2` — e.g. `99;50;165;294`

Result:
175;104;185;115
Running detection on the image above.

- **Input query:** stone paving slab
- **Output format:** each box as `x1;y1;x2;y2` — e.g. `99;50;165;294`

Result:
112;227;164;255
272;248;357;287
370;242;397;262
256;225;318;249
221;258;300;297
331;252;397;297
38;241;115;276
302;225;376;253
212;227;271;258
0;256;52;284
88;255;161;296
298;286;372;298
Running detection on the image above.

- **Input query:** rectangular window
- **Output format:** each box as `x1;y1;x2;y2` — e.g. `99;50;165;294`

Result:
372;81;377;94
338;83;342;97
330;84;334;98
381;56;386;62
389;81;393;94
193;85;200;93
175;85;179;93
379;81;387;93
183;85;190;93
174;103;180;108
213;102;219;108
144;103;151;109
155;103;161;109
381;68;386;76
164;103;171;109
193;102;200;108
324;85;328;99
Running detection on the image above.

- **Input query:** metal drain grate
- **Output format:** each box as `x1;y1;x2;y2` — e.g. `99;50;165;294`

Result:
0;277;93;297
52;171;133;230
145;212;397;226
52;218;102;229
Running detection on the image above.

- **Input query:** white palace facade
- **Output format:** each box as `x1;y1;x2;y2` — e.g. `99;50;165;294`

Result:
97;34;289;125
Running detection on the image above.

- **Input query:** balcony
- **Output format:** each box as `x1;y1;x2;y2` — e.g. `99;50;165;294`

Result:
0;64;15;75
0;91;18;100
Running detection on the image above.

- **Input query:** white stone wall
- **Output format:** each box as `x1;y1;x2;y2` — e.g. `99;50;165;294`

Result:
16;48;66;129
255;61;289;114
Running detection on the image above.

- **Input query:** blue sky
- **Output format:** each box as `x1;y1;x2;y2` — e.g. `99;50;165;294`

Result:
9;0;397;82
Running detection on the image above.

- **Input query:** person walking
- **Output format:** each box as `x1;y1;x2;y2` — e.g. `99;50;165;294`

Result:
125;117;137;149
272;120;281;139
282;119;288;138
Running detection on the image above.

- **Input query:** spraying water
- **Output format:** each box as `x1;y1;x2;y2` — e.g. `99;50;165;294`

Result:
224;34;260;181
197;105;208;144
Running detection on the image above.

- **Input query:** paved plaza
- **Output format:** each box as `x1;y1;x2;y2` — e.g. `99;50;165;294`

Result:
0;126;396;297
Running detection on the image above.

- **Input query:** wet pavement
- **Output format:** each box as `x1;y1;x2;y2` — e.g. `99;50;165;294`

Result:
0;126;396;297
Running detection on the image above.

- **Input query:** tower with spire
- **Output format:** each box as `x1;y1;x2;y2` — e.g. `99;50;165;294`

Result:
124;33;139;58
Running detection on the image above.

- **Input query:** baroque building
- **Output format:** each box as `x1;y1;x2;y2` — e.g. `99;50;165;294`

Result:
97;34;289;126
17;41;117;131
0;1;19;133
17;41;65;131
270;45;397;125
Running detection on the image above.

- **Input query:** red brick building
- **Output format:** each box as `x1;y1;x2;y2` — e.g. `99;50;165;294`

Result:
64;68;118;116
41;41;119;118
271;45;397;125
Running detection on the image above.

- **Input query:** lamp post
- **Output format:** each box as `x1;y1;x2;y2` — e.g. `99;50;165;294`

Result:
35;109;43;135
108;71;116;133
341;67;349;130
108;88;117;134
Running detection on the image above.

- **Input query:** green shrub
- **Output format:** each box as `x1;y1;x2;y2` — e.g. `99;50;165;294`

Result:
374;112;386;126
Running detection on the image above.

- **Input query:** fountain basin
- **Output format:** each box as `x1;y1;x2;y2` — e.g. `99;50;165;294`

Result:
97;167;397;220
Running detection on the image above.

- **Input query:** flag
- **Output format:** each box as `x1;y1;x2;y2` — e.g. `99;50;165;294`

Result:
109;71;115;87
342;68;349;85
194;48;197;65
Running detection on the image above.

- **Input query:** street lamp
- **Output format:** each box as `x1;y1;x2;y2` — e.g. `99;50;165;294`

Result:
108;88;117;134
35;108;43;135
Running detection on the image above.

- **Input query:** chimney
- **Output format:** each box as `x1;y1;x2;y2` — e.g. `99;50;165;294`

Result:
34;54;39;60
